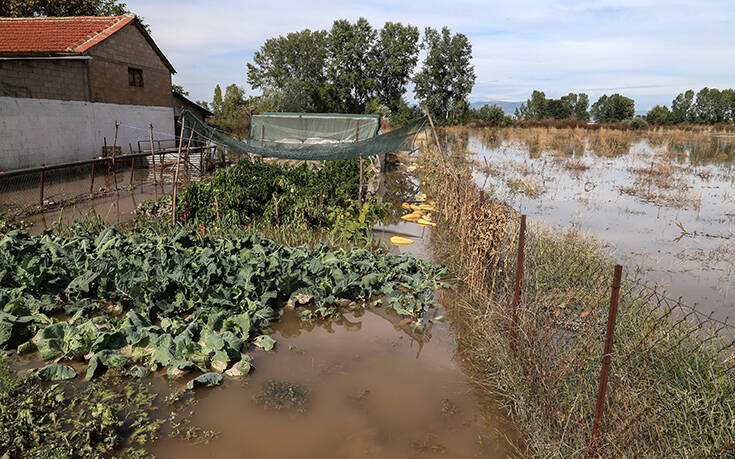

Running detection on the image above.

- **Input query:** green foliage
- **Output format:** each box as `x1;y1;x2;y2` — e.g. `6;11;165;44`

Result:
0;356;163;457
477;104;507;125
207;84;251;137
670;89;694;123
327;18;377;113
178;157;388;240
0;225;446;382
514;91;590;120
623;115;649;130
590;93;635;122
368;22;421;112
172;84;189;96
0;0;130;16
413;27;476;124
646;104;671;124
246;29;330;113
245;19;420;115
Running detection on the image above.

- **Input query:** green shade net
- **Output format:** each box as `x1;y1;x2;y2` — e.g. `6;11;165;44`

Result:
180;110;426;161
250;113;380;142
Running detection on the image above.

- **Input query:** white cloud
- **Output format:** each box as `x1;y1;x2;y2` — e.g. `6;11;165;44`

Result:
127;0;735;110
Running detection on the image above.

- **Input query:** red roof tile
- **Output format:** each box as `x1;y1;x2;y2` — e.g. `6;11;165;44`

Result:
0;15;135;55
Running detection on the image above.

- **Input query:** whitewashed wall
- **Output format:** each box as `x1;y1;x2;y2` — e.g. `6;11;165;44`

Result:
0;96;173;171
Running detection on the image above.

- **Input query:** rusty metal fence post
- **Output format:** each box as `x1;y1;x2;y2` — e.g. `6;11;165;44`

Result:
509;214;527;351
588;264;623;456
89;160;96;196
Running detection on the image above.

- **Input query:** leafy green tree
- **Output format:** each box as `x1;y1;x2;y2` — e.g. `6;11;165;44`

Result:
368;22;420;112
646;105;671;124
670;90;694;123
172;84;189;96
478;104;505;125
246;29;329;112
326;18;377;113
692;87;729;124
413;27;476;123
515;91;589;120
0;0;129;16
211;85;224;118
590;94;635;122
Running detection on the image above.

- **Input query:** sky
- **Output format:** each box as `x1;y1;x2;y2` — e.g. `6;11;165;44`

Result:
127;0;735;112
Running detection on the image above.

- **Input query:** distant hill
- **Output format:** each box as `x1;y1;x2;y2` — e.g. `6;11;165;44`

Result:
470;100;524;115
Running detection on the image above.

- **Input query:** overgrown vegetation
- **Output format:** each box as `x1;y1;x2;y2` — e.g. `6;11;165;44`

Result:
418;135;735;457
0;356;163;457
177;157;388;241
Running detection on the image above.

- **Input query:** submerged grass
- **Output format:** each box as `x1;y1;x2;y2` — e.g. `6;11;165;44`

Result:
418;138;735;457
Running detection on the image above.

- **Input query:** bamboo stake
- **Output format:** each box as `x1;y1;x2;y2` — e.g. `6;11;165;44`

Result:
356;119;363;206
184;127;194;183
129;144;135;186
112;121;119;192
424;104;447;164
149;124;157;184
171;120;185;225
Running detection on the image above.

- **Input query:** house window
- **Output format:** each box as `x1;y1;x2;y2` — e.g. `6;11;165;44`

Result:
128;67;144;87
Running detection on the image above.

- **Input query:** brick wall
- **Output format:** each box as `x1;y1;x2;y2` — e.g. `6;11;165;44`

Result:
86;23;172;107
0;59;89;101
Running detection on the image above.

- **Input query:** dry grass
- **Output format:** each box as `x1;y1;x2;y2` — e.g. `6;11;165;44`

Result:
418;138;735;458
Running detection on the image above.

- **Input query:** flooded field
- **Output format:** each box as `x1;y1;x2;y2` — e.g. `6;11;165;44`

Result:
463;127;735;319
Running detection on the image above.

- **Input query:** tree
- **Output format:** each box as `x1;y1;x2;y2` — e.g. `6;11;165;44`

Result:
246;29;329;113
515;91;589;120
326;18;377;113
211;85;224;118
0;0;129;16
368;22;420;112
413;27;476;123
590;94;635;122
478;104;505;125
646;105;671;124
670;90;694;123
172;84;189;97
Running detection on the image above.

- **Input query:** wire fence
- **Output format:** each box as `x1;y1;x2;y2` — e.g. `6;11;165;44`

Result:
418;135;735;457
0;139;219;220
493;211;735;457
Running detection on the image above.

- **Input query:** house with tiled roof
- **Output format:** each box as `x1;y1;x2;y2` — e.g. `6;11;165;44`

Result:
0;15;176;170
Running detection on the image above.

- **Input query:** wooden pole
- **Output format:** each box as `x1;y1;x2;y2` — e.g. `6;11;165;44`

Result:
184;127;194;183
89;160;95;196
356;119;363;206
261;125;265;141
509;214;527;352
39;165;45;207
111;121;119;192
149;124;157;184
424;104;447;163
588;264;623;456
129;148;135;186
171;120;186;225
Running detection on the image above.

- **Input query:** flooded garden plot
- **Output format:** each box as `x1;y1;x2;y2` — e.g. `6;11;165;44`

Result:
0;154;519;457
463;127;735;319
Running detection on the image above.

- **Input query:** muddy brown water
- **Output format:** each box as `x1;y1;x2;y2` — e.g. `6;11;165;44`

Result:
467;130;735;322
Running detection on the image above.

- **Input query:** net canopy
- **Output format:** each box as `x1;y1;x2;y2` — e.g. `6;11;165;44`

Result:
250;112;380;142
180;110;426;161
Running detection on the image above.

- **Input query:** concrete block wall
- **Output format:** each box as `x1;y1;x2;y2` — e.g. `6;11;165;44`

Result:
0;96;174;171
0;60;89;101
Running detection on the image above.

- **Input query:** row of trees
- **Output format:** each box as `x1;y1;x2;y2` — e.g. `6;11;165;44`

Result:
514;91;591;121
646;88;735;125
514;91;636;122
245;18;476;124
